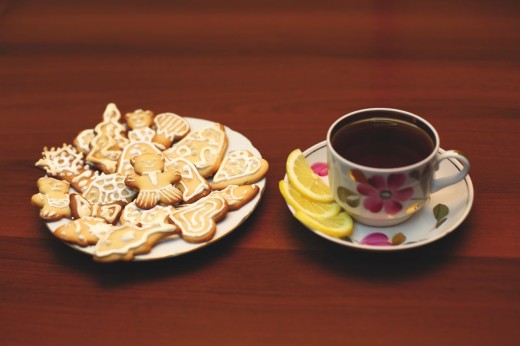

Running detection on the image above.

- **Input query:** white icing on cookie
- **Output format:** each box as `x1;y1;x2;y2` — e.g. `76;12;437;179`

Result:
212;150;262;183
121;202;175;226
163;123;227;176
35;144;85;177
153;113;190;141
82;173;136;204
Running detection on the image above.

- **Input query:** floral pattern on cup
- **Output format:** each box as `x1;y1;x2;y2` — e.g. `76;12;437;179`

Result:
356;174;413;215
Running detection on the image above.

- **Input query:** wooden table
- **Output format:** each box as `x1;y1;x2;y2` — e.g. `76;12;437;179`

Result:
1;1;518;345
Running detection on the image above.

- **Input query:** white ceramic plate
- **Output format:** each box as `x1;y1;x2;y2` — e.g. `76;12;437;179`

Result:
45;117;266;260
285;141;473;251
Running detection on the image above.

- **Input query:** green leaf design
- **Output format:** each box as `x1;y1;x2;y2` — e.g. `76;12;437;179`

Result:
337;186;360;208
392;232;406;245
433;204;449;228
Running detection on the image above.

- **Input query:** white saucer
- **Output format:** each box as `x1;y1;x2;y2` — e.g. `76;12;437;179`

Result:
284;141;474;251
45;118;266;261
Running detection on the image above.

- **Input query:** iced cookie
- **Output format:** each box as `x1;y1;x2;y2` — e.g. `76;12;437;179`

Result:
93;222;177;262
210;184;259;211
54;217;114;247
73;129;95;155
165;157;211;204
69;193;123;225
86;103;129;173
163;123;228;178
124;153;183;209
210;150;269;190
82;173;136;205
152;112;190;149
125;109;157;144
120;201;175;226
35;144;98;193
31;177;72;222
168;195;228;243
116;141;163;177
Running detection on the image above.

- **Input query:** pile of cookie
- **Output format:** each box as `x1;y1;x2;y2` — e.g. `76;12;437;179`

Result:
31;103;268;262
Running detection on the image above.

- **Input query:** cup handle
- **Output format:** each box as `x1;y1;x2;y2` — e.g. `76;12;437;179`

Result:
432;150;470;193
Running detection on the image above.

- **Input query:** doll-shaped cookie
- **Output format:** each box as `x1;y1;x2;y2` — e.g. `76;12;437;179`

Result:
93;222;177;262
69;193;124;225
35;144;99;193
86;103;129;174
210;184;259;211
31;177;72;222
53;217;114;247
124;153;183;210
165;157;211;204
210;150;269;190
116;141;163;177
125;109;157;144
168;195;228;243
152;112;190;149
163;123;228;178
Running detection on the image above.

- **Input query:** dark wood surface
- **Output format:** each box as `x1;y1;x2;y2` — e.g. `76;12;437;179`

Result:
1;1;519;345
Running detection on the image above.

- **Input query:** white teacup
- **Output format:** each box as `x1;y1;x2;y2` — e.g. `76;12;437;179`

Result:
326;108;470;227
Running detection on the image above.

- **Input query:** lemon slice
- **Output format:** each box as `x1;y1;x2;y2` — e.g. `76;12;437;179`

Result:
279;180;341;218
294;210;353;238
286;149;334;203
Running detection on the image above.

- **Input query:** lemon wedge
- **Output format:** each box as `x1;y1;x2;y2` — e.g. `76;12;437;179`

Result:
279;180;341;218
286;149;334;203
294;210;353;238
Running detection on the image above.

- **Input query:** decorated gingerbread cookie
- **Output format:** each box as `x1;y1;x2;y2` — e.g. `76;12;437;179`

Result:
125;109;157;144
165;157;211;204
53;217;114;247
35;144;98;193
73;129;95;155
152;112;190;149
86;103;129;174
81;173;136;205
116;141;163;177
124;153;183;209
93;222;177;262
69;193;123;225
120;201;175;226
168;195;228;243
210;150;269;190
210;184;259;211
31;177;72;222
163;123;228;178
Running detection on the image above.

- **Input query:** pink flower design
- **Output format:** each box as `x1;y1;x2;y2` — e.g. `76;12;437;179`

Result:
356;174;413;215
311;162;328;177
360;233;392;246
